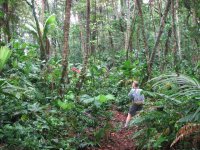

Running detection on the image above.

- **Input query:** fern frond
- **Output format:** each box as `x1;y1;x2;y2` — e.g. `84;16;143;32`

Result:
150;73;200;100
170;123;200;147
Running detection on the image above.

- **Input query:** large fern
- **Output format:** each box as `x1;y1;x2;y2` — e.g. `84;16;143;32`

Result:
150;73;200;100
149;74;200;148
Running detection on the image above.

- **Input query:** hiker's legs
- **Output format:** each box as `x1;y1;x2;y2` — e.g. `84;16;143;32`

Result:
124;105;143;127
125;113;132;127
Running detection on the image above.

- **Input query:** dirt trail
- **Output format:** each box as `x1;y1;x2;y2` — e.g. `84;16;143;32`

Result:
88;110;136;150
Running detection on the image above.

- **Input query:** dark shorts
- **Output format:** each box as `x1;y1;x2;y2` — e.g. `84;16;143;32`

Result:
129;104;143;116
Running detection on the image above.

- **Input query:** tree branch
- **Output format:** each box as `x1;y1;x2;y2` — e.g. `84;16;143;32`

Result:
24;0;32;8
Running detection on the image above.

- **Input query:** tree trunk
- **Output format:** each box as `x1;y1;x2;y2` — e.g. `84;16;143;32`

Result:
125;0;136;60
136;26;140;59
85;0;90;55
77;14;86;56
26;0;46;62
149;0;156;40
149;0;171;76
60;0;72;93
157;0;162;19
125;0;130;54
108;30;114;50
76;0;90;91
136;0;150;74
175;0;181;59
85;0;90;61
91;0;97;54
171;0;179;73
129;29;133;54
161;27;172;72
2;2;11;43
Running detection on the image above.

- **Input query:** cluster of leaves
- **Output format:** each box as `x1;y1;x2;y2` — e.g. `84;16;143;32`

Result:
2;39;199;150
0;41;119;149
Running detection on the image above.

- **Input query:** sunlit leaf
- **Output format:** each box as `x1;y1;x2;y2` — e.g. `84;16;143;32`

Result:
0;46;12;71
57;100;74;110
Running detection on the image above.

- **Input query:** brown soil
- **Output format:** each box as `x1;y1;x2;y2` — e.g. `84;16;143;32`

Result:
87;110;136;150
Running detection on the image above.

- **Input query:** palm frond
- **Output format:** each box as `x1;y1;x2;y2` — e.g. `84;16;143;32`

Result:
43;14;56;39
150;73;200;100
25;23;38;38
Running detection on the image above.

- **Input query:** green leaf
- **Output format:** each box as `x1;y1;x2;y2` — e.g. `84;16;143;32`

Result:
105;94;115;100
153;135;168;148
43;14;56;38
178;114;193;122
122;60;132;70
130;116;145;125
28;103;42;112
57;100;74;110
132;129;145;138
97;95;107;103
80;94;95;104
25;23;38;38
0;46;12;71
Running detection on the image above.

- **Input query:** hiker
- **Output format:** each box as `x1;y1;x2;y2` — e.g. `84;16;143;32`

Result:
124;81;145;128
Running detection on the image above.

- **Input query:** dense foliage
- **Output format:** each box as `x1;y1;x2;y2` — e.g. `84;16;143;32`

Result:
0;0;199;149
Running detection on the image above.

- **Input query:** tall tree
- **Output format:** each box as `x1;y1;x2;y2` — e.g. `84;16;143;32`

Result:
136;0;150;74
91;0;97;54
175;0;181;59
149;0;172;77
77;14;86;56
161;27;172;72
1;2;11;43
149;0;156;40
76;0;90;91
171;0;179;73
125;0;137;60
60;0;72;93
85;0;90;56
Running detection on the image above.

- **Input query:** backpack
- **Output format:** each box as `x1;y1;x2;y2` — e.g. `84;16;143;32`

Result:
130;89;145;105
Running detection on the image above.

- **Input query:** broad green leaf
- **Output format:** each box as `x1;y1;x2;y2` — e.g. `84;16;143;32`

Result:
43;14;56;38
97;95;107;103
0;46;12;71
57;100;74;110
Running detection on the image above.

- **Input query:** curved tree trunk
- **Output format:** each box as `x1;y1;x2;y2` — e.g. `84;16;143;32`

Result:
149;0;171;77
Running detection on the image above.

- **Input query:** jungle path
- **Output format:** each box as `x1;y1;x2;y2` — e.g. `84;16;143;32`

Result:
88;109;136;150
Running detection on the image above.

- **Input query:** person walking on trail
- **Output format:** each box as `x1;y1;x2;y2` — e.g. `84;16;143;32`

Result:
124;81;145;128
